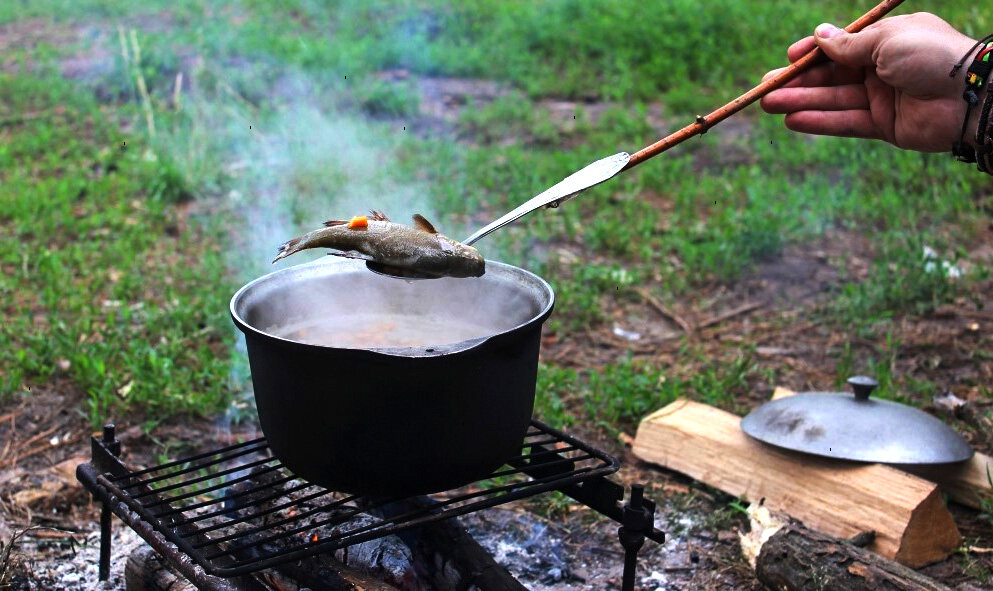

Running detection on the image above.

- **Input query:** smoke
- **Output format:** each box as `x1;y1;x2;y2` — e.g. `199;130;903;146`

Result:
101;46;441;433
179;69;437;281
184;68;444;428
66;10;459;429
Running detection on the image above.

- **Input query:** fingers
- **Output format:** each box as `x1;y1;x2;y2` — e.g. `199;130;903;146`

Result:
786;36;817;62
814;22;886;68
762;63;864;88
761;85;869;114
783;110;882;140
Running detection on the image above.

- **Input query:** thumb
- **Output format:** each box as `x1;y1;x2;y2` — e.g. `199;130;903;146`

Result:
814;22;883;68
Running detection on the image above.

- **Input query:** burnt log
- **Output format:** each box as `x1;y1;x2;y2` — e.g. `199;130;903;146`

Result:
755;522;953;591
372;497;528;591
126;543;399;591
274;559;401;591
124;546;209;591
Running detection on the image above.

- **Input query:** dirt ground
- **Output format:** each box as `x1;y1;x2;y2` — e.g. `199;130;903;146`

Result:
4;236;993;590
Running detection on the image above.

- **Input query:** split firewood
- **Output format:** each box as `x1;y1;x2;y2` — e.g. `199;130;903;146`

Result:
904;456;993;511
741;504;952;591
632;399;961;566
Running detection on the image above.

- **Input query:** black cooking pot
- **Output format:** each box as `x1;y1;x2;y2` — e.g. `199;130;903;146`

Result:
230;258;554;497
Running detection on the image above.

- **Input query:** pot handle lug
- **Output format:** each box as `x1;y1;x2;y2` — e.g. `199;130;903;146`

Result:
847;376;878;401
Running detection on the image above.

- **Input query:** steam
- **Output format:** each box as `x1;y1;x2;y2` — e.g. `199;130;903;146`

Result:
97;52;445;432
205;73;439;280
195;72;442;427
67;15;464;430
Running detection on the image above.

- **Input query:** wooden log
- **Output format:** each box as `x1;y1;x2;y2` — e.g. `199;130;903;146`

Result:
371;497;528;591
125;546;198;591
903;456;993;511
756;521;953;591
775;387;992;510
632;399;961;566
125;545;279;591
275;559;401;591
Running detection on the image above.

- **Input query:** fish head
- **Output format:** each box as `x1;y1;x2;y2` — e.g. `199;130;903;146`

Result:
434;236;486;278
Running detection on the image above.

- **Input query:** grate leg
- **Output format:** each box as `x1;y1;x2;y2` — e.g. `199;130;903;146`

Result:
97;424;120;581
100;501;112;580
618;484;651;591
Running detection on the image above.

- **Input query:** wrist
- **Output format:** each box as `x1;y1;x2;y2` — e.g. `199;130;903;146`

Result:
951;37;993;162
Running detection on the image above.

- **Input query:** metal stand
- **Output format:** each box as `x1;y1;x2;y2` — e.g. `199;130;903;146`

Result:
619;484;653;591
82;422;664;586
96;424;121;580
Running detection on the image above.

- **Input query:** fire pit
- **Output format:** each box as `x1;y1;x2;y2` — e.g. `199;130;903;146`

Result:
77;419;664;590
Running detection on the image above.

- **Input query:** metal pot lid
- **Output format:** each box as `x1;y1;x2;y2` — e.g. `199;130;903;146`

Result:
741;376;972;465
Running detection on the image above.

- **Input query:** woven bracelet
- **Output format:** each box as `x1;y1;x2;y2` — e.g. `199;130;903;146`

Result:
976;88;993;172
951;36;993;165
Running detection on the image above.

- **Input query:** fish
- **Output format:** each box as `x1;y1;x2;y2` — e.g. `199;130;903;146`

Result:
272;211;485;278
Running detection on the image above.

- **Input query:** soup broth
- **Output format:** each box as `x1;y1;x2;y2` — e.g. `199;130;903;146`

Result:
272;312;497;348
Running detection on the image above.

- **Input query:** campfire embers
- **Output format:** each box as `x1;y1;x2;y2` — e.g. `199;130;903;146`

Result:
77;421;664;591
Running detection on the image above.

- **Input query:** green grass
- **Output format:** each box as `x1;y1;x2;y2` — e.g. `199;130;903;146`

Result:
3;0;993;431
0;72;234;426
831;233;981;329
534;350;757;434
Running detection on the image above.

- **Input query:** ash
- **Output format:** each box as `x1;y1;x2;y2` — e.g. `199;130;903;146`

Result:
460;503;738;591
8;526;144;590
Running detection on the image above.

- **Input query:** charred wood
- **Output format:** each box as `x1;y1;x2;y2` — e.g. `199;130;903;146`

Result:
371;497;528;591
124;545;270;591
125;546;198;591
271;558;401;591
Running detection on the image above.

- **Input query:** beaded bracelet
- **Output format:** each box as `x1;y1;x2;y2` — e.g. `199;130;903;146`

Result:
950;35;993;166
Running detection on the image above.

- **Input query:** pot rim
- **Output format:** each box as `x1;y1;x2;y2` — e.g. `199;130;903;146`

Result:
229;258;555;358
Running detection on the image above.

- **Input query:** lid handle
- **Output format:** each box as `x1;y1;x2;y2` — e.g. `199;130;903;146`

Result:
847;376;878;401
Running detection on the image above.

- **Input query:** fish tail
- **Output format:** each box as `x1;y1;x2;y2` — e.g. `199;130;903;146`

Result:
272;237;304;263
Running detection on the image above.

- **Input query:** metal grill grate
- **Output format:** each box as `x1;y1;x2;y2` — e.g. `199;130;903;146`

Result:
79;419;620;577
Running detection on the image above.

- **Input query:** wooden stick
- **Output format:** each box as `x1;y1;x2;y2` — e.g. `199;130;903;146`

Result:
9;424;60;453
697;301;765;330
622;0;907;171
0;432;80;470
635;287;695;334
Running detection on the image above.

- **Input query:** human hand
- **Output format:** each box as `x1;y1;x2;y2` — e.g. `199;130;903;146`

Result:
760;13;981;152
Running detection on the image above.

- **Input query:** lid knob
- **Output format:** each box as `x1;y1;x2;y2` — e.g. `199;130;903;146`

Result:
848;376;878;401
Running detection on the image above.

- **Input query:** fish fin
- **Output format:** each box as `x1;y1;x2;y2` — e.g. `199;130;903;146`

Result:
323;219;348;227
412;214;438;234
327;249;374;261
272;237;304;263
369;210;391;222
